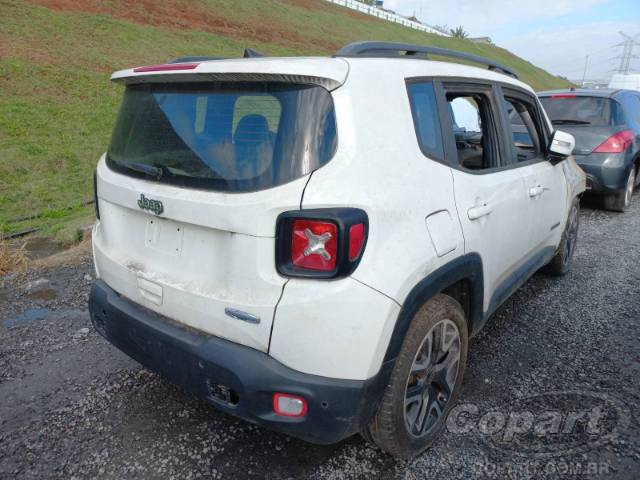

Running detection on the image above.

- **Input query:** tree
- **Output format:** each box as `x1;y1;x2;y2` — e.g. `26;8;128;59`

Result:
450;26;469;39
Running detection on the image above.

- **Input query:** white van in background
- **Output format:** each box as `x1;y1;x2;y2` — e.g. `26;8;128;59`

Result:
609;74;640;92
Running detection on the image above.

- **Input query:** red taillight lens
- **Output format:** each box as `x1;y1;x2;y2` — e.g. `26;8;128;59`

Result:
273;393;307;418
133;63;199;72
550;94;577;99
593;130;634;153
348;223;365;261
291;220;338;271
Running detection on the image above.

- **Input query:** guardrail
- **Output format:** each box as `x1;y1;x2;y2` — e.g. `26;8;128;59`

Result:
325;0;450;36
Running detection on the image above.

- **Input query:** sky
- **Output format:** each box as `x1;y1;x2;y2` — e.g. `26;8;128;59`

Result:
383;0;640;82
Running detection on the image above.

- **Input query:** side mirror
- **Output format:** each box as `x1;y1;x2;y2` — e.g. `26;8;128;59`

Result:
548;130;575;163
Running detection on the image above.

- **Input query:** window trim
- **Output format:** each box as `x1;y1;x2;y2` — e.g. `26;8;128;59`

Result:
405;76;561;174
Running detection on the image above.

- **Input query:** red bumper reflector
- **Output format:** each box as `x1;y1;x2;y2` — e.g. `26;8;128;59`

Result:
273;393;307;417
133;63;199;73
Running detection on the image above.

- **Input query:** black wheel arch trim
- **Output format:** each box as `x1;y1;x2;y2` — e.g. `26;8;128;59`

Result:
383;253;484;363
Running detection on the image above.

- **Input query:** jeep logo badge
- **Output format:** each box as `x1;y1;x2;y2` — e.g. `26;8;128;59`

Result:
137;194;163;216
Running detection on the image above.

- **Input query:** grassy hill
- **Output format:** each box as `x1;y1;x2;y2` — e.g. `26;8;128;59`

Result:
0;0;573;242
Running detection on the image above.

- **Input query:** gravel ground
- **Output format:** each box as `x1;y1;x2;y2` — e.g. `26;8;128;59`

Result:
1;196;639;479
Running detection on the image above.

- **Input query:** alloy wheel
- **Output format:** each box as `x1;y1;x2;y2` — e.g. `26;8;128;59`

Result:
404;319;461;437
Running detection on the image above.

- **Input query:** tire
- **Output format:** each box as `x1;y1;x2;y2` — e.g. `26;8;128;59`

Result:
603;166;636;212
542;197;580;276
363;294;468;459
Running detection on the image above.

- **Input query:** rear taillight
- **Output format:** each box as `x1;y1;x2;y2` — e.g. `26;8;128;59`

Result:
550;94;577;99
593;130;634;153
276;208;368;279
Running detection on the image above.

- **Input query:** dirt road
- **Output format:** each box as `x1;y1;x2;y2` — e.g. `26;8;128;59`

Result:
1;197;639;479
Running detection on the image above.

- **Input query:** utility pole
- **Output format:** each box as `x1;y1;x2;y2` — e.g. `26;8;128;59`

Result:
581;55;589;86
613;32;640;75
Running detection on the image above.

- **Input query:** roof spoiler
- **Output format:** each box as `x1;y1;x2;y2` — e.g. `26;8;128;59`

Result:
335;41;518;79
168;48;265;64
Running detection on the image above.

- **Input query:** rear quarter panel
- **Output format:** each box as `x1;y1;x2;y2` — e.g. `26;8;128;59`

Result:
270;61;468;380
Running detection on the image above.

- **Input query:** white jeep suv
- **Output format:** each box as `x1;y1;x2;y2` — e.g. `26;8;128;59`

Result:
89;42;585;459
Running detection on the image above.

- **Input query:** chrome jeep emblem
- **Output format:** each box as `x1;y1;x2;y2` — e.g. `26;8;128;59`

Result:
137;194;163;216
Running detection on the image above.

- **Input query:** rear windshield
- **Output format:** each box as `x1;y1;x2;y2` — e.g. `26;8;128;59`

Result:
539;95;624;127
107;82;337;192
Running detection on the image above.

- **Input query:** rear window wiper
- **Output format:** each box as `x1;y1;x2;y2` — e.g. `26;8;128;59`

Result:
551;119;591;125
126;162;164;179
112;160;177;180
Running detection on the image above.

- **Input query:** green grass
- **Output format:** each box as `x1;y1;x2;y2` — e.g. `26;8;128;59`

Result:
0;0;572;243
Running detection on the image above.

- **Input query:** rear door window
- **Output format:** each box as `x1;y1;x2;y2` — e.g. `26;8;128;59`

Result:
107;82;337;192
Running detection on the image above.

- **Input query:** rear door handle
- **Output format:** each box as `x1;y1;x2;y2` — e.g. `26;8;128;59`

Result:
529;185;549;197
468;202;493;220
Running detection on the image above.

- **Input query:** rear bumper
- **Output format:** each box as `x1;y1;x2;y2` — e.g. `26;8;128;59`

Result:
575;152;632;194
89;280;390;444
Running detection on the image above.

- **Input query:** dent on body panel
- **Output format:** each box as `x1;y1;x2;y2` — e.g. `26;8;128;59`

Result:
562;157;587;200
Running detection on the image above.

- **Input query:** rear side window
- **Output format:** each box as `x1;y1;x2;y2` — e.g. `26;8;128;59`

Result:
407;82;444;159
539;95;624;127
107;82;337;192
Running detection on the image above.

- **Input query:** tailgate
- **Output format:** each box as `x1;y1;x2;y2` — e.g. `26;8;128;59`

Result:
93;157;305;352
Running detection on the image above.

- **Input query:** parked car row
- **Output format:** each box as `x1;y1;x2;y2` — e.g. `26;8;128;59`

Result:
453;86;640;212
537;88;640;211
88;43;633;460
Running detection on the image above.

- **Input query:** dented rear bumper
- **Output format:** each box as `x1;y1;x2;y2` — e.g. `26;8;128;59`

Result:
89;280;390;444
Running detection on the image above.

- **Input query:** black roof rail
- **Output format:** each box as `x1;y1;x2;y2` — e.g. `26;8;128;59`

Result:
169;48;265;64
335;41;518;79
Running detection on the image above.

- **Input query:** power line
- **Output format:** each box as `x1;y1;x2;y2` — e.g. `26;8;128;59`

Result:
539;47;614;75
612;31;640;74
581;55;589;86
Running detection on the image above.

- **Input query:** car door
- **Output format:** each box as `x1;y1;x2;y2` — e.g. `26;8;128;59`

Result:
439;81;532;314
499;87;566;253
